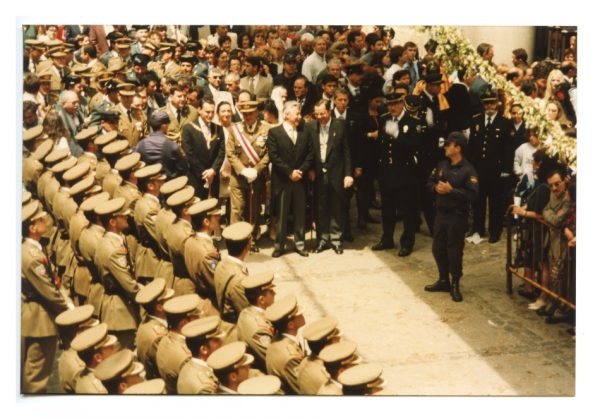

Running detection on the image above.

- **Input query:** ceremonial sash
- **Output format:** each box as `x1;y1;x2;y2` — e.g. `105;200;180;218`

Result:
232;123;260;166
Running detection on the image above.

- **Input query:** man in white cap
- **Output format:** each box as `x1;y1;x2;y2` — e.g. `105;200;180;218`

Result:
207;342;254;394
71;323;117;394
94;349;146;394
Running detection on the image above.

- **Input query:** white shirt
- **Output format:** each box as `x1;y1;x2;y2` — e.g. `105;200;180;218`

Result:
485;112;498;127
301;51;327;84
25;237;43;251
319;118;331;163
334;109;347;120
283;121;297;144
513;142;537;178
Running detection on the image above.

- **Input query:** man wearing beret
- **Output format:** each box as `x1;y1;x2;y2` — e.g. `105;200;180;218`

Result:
21;200;72;393
372;92;420;257
425;132;479;302
93;198;141;350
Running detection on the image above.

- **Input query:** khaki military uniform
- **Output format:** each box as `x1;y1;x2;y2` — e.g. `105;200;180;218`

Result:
316;379;343;395
44;175;61;214
114;181;142;211
78;224;105;317
214;256;250;324
68;211;92;304
182;232;220;298
117;104;147;148
265;334;304;394
133;194;161;281
21;238;69;393
135;315;168;380
156;331;192;394
177;358;219;394
23;155;44;192
74;369;108;394
154;207;176;288
58;348;86;393
37;170;54;206
102;169;123;198
52;188;77;279
237;305;273;367
95;159;111;183
37;62;64;93
298;356;330;395
77;152;98;172
158;104;198;145
93;231;139;348
164;218;194;296
226;121;271;240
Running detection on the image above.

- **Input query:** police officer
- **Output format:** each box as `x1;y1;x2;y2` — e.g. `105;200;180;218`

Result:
467;88;511;243
425;132;479;302
371;92;419;257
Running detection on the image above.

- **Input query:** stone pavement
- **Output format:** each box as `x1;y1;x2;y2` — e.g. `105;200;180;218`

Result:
46;217;575;396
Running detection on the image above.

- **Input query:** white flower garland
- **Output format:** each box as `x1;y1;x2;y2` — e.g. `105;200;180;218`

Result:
414;26;576;168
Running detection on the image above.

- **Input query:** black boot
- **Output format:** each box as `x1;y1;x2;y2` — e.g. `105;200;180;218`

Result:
450;277;463;302
424;277;451;292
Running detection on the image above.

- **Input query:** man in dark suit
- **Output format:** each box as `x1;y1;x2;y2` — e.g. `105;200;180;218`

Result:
444;69;472;135
371;93;420;257
417;73;447;235
64;25;90;49
181;98;224;199
291;75;317;118
467;89;512;243
273;54;300;99
267;102;314;258
307;100;353;254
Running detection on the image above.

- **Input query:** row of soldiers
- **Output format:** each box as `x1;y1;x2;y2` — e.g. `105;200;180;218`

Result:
21;124;387;395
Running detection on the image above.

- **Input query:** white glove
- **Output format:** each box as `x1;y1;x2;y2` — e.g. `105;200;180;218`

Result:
500;172;511;178
384;120;399;138
241;167;258;183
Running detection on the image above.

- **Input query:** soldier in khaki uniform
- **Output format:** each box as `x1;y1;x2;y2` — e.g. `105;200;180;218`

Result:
100;139;129;198
65;175;100;305
177;316;224;394
265;295;306;394
154;176;189;288
93;131;119;183
55;304;98;393
135;277;173;380
183;198;222;300
214;222;253;323
317;340;361;395
226;101;271;252
133;163;166;283
93;197;141;350
163;186;198;296
71;323;117;394
207;341;254;394
94;349;145;394
156;294;200;394
22;126;50;193
297;316;341;395
44;150;73;217
338;363;386;395
21;200;71;393
78;192;110;317
24;139;54;199
37;46;67;97
237;271;276;371
158;84;198;144
150;43;181;80
74;126;100;170
37;147;68;209
116;82;147;147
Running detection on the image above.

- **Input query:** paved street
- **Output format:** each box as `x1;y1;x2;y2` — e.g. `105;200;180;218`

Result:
47;217;575;396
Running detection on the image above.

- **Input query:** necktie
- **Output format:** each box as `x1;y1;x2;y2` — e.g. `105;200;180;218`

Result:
486;116;491;128
249;77;255;94
127;109;132;122
177;110;181;122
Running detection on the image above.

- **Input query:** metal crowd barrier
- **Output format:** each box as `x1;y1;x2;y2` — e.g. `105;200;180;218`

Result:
505;213;576;310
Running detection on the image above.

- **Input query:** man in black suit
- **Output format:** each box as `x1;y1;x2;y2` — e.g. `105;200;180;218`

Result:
372;93;420;257
307;100;353;254
445;69;472;135
267;102;314;258
181;98;224;199
417;73;447;235
64;25;90;49
291;75;317;118
273;54;300;99
467;89;512;243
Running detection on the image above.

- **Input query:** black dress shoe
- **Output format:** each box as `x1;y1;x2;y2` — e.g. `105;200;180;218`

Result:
272;249;284;258
398;247;412;257
295;248;309;257
450;278;463;302
424;279;451;292
333;245;343;254
342;233;354;242
372;241;394;251
315;242;329;253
